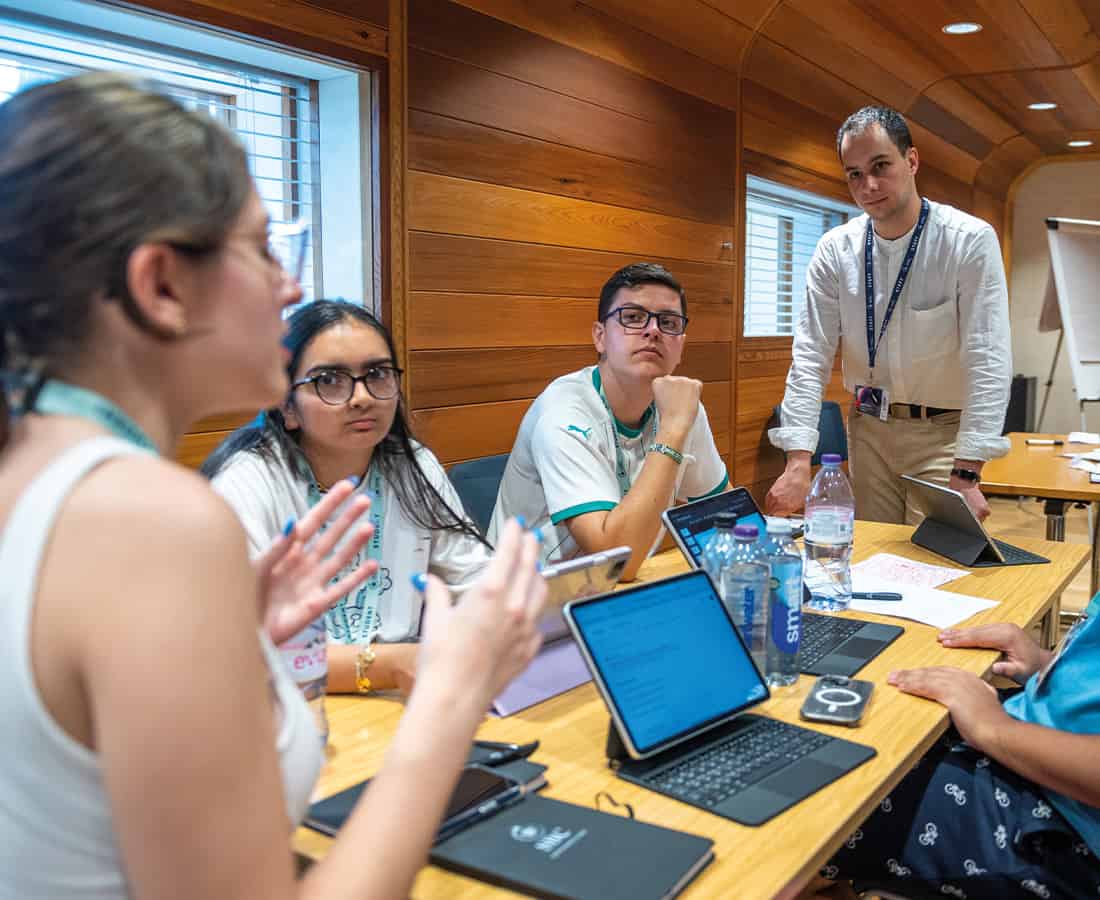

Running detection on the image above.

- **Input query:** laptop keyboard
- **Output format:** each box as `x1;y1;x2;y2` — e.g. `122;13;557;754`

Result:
993;538;1047;565
646;718;832;809
799;613;864;667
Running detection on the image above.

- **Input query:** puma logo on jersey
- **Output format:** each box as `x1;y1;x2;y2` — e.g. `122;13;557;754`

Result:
566;424;592;440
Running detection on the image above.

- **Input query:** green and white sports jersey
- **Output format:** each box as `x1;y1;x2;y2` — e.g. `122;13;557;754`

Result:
488;366;728;563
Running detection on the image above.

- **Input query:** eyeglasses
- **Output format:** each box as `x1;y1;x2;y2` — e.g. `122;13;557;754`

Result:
292;366;404;404
268;221;310;282
601;305;689;336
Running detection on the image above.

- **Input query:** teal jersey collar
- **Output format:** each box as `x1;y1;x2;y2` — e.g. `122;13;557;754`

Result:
33;380;158;453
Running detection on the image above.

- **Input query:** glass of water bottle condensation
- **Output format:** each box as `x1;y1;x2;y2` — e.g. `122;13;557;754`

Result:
803;454;855;612
279;616;329;746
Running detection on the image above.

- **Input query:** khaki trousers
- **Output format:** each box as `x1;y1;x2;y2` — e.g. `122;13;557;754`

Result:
847;409;960;525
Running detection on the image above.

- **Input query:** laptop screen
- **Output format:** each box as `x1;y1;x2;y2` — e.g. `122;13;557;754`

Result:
568;570;768;757
664;487;766;567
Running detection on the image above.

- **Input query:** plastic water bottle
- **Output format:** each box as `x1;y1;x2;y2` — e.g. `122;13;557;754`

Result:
279;617;329;746
762;520;802;686
701;511;739;602
803;453;855;612
705;520;768;670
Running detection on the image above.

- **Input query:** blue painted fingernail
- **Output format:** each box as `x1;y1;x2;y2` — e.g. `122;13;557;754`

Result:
515;515;527;529
282;517;295;537
410;573;428;593
346;475;360;487
536;560;544;573
532;526;544;544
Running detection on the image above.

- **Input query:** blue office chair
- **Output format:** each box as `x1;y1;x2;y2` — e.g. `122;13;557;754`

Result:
771;400;848;466
448;453;510;536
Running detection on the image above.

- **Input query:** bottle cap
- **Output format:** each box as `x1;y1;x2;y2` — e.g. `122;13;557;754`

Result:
821;453;842;465
766;518;793;533
733;523;759;540
714;512;739;529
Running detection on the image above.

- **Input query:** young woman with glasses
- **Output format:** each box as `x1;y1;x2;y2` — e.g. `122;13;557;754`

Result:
0;73;543;899
203;299;492;695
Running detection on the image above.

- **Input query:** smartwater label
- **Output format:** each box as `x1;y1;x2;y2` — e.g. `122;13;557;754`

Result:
804;507;854;545
769;573;802;654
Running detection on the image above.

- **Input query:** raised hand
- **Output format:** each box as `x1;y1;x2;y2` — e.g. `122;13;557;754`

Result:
256;478;377;645
415;519;546;705
651;375;702;436
938;622;1047;682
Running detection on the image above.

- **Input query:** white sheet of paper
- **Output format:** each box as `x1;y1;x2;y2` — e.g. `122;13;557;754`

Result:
1067;431;1100;444
1071;458;1100;474
850;552;965;589
1072;448;1100;462
849;573;999;629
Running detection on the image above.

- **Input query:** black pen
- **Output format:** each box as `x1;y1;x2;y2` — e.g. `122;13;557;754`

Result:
851;591;904;601
434;784;525;844
472;739;539;765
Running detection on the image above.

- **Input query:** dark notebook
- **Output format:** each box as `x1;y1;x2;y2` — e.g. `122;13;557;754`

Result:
430;795;714;900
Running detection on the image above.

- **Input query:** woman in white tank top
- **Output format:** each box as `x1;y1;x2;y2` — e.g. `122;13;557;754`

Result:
0;72;544;900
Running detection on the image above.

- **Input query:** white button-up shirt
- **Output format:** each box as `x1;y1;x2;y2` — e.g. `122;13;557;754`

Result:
770;200;1012;462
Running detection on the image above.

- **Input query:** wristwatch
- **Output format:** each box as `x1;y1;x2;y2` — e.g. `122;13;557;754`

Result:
354;644;377;694
950;467;981;485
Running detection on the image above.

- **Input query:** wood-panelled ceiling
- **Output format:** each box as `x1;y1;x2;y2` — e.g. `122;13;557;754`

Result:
444;0;1100;198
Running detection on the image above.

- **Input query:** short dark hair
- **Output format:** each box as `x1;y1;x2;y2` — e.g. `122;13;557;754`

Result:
597;262;686;321
836;106;913;159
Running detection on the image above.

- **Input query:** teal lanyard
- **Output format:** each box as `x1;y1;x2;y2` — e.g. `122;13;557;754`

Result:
592;370;658;497
32;380;158;453
305;462;385;644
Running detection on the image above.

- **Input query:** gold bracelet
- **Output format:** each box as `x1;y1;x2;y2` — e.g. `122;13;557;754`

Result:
354;644;377;694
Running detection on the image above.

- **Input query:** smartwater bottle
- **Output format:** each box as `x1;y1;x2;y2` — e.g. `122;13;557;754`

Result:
762;519;802;686
701;511;739;608
728;524;770;670
803;453;855;612
279;616;329;746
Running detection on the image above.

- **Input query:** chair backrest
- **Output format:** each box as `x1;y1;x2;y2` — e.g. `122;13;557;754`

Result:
447;453;510;536
771;400;848;466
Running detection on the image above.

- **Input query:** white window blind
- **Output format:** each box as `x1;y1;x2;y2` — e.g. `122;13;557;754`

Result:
744;175;859;337
0;11;322;300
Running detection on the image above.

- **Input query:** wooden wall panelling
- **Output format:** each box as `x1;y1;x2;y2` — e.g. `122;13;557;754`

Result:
388;0;409;372
130;0;388;63
409;343;732;408
407;172;733;262
409;234;734;304
407;109;732;224
308;0;388;31
444;0;738;110
759;3;919;113
405;50;731;185
975;135;1045;196
922;80;1020;147
407;295;732;350
176;430;232;470
578;0;750;75
1018;0;1100;63
409;0;737;139
745;38;871;125
741;150;851;205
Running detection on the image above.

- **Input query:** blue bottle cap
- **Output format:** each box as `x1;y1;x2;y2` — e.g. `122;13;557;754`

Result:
821;453;843;465
733;524;759;540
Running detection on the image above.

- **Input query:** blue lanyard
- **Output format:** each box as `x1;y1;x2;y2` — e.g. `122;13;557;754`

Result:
592;370;658;497
305;462;386;644
33;380;158;453
863;197;930;374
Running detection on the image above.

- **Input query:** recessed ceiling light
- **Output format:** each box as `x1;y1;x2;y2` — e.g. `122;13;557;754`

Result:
1068;140;1094;148
942;22;983;34
1028;102;1058;110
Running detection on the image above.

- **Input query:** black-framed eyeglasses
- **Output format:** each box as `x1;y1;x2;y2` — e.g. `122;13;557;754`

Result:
292;366;404;404
601;305;689;336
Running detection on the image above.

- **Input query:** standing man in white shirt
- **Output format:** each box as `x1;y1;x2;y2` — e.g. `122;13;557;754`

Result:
765;106;1011;525
489;263;729;580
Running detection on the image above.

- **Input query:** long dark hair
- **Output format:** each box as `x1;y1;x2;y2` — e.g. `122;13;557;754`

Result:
0;72;252;446
202;300;490;548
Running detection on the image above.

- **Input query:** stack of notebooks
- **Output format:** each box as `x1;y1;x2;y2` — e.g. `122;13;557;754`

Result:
304;758;714;899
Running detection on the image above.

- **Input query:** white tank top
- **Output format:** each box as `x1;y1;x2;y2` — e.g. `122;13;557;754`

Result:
0;438;322;899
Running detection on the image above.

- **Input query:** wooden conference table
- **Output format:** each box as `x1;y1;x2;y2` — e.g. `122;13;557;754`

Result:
981;432;1100;601
294;522;1088;900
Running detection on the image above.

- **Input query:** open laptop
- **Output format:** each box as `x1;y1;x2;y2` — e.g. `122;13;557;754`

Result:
662;487;903;677
902;475;1050;568
563;570;875;826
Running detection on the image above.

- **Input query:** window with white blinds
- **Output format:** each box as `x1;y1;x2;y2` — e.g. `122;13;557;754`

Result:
0;2;371;305
743;175;860;337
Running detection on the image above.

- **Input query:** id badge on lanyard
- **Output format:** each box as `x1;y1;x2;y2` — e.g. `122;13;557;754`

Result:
854;198;929;423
